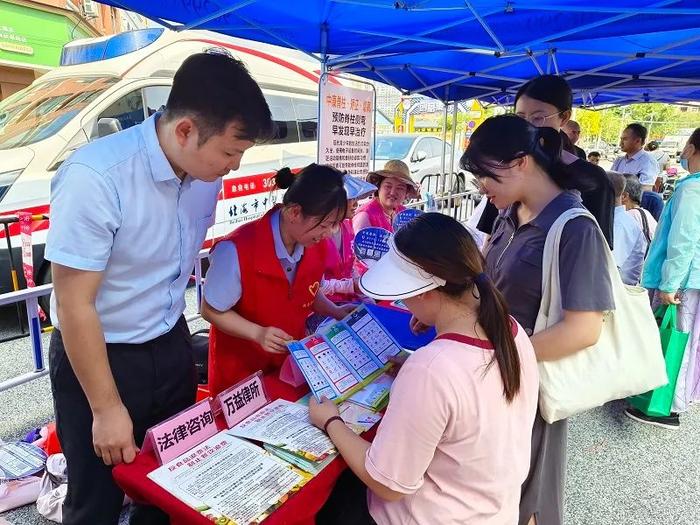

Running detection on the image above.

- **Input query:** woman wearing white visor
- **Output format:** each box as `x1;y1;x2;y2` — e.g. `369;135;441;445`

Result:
310;212;539;525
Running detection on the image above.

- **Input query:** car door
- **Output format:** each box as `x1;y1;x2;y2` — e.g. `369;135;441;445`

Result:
410;137;434;182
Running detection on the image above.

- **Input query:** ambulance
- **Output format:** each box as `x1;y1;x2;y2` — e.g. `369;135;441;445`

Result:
0;28;338;299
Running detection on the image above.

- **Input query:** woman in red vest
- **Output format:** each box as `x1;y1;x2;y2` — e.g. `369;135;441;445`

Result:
352;160;419;233
202;164;353;396
320;175;377;302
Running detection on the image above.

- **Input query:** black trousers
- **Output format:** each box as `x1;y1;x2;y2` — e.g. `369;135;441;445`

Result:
49;316;197;525
316;469;376;525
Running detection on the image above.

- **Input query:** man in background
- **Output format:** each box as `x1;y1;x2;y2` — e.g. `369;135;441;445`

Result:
612;123;659;192
564;120;586;160
587;151;601;165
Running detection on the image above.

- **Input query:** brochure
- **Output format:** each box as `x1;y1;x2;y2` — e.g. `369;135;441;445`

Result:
226;399;335;462
148;433;309;525
288;305;402;402
347;373;394;411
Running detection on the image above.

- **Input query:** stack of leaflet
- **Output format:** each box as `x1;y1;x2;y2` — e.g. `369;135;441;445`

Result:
263;444;337;476
347;373;394;411
226;399;336;463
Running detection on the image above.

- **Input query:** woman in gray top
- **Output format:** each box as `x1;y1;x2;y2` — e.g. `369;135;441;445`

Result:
461;115;615;525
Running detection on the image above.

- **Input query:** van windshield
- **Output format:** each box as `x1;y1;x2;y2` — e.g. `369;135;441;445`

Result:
0;76;117;150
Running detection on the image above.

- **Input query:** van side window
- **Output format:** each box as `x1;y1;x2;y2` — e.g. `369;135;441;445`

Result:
293;98;317;142
143;86;170;117
98;89;145;131
265;94;300;145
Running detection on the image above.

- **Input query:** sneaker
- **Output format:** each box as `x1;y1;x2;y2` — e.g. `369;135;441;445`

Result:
624;407;680;430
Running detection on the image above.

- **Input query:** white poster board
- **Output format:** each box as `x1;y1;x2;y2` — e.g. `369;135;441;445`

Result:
319;79;374;177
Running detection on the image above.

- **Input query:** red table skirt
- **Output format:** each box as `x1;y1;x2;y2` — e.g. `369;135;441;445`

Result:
113;376;357;525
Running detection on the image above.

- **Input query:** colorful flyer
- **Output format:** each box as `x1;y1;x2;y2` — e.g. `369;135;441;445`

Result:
288;305;402;402
148;434;309;525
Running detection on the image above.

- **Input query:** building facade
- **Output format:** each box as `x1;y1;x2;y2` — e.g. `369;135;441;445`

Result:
0;0;135;99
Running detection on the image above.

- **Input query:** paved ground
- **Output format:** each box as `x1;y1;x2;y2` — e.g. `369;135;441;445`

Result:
1;287;698;524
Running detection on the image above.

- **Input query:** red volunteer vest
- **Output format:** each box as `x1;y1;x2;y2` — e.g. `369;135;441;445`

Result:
207;207;326;397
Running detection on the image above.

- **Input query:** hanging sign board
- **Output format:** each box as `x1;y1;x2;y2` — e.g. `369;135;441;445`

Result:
319;79;374;177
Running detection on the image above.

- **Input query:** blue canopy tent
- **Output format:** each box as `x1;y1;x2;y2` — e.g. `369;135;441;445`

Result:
96;0;700;106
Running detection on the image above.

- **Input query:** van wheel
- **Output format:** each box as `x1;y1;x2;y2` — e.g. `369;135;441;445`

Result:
37;262;52;320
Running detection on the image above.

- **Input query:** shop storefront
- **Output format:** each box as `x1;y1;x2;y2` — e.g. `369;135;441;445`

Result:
0;0;97;99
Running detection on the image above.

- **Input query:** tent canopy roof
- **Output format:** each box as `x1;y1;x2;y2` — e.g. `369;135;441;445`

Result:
98;0;700;105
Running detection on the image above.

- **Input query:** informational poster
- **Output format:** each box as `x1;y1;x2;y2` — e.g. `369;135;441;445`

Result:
319;79;374;177
148;434;308;524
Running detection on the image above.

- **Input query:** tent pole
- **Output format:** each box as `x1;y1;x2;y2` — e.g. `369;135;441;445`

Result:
440;88;449;198
449;99;458;216
317;23;329;165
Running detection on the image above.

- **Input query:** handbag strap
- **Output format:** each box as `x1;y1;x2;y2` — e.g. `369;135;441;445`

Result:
536;207;619;331
656;304;677;331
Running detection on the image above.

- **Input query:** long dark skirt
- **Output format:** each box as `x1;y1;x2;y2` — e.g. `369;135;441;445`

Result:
519;410;568;525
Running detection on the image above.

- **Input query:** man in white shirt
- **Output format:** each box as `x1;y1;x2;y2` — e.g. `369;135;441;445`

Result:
621;174;658;246
612;123;660;192
607;172;647;285
46;53;272;525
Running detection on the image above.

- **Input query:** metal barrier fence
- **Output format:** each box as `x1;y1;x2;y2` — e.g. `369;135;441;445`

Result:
0;191;481;393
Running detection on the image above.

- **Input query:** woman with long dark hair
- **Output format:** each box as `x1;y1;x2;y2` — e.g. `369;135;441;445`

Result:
309;212;539;525
462;114;615;525
475;75;615;249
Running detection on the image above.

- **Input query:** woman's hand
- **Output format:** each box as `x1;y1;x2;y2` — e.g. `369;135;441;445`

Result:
333;303;357;320
309;396;341;431
410;315;430;334
387;351;410;376
255;326;293;353
659;290;681;305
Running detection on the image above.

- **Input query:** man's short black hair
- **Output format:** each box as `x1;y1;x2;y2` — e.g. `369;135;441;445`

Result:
163;52;273;145
625;123;648;144
588;151;600;158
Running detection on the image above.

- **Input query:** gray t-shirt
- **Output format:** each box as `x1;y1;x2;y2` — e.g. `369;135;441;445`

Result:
484;191;615;335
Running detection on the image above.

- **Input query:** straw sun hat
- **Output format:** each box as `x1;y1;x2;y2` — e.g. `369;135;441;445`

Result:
366;160;419;198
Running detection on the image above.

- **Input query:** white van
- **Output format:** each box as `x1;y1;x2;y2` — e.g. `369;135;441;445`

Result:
0;28;331;297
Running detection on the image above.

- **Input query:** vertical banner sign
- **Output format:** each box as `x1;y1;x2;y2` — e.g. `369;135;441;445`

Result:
319;79;374;178
17;212;35;288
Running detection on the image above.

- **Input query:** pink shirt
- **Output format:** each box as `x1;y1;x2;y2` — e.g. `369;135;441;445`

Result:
366;325;539;525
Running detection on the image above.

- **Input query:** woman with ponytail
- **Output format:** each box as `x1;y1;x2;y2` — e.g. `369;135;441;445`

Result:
203;164;354;397
474;74;615;249
309;212;539;525
462;115;615;525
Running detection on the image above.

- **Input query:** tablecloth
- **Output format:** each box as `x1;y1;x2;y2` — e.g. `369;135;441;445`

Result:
113;375;372;525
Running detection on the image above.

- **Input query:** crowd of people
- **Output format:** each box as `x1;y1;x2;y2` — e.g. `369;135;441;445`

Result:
43;50;699;525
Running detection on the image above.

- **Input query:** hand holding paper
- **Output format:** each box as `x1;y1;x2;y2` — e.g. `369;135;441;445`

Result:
256;326;293;353
309;396;341;431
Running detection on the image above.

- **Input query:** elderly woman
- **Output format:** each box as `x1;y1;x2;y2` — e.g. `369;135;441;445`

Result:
352;160;419;233
626;128;700;430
